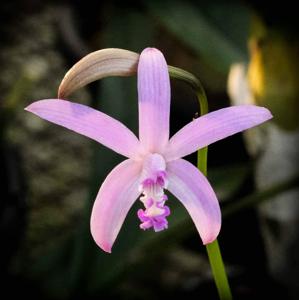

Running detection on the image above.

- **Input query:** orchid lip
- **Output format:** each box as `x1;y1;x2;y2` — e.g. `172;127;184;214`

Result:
137;153;170;232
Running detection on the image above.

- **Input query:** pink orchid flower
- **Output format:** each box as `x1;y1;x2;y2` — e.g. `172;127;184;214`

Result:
25;48;272;253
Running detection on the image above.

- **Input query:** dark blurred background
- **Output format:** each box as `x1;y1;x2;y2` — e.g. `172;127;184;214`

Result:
0;0;298;299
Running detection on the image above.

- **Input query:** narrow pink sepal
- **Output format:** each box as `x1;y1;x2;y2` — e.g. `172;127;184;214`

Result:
167;159;221;244
164;105;272;161
138;48;170;153
25;99;141;159
90;159;142;253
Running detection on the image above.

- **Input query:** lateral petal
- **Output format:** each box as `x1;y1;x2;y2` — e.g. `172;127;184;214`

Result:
167;159;221;244
90;159;142;253
25;99;141;159
164;105;272;161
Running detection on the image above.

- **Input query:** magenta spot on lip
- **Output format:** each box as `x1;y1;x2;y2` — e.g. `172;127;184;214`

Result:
156;176;165;186
142;178;154;187
145;198;154;207
162;194;168;201
142;171;167;189
137;205;170;232
156;170;167;186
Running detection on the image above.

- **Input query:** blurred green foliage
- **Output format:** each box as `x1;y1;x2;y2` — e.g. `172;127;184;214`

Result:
145;0;248;74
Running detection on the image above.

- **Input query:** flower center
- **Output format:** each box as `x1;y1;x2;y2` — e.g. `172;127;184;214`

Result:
137;154;170;232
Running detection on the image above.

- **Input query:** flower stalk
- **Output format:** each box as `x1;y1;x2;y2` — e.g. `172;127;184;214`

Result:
206;240;232;300
168;66;209;175
171;66;232;300
168;66;232;300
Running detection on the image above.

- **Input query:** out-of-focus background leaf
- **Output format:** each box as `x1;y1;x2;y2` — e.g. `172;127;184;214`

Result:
1;1;298;299
145;0;248;74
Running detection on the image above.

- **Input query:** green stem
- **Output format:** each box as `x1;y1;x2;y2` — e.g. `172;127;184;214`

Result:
169;66;232;300
206;240;232;300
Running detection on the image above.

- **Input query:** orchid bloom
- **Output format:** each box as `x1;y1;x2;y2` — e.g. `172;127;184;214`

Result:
25;48;272;253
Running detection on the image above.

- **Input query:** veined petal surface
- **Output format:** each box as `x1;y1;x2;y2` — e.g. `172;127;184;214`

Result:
164;105;272;161
26;99;141;159
138;48;171;153
90;159;142;252
167;159;221;244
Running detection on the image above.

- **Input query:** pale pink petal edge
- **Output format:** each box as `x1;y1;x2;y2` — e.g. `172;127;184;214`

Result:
25;99;141;159
138;48;171;153
167;159;221;244
164;105;272;161
90;159;142;253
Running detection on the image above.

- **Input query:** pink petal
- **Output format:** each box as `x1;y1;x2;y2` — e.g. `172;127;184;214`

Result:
164;105;272;161
90;159;142;253
25;99;141;159
167;159;221;244
138;48;170;153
